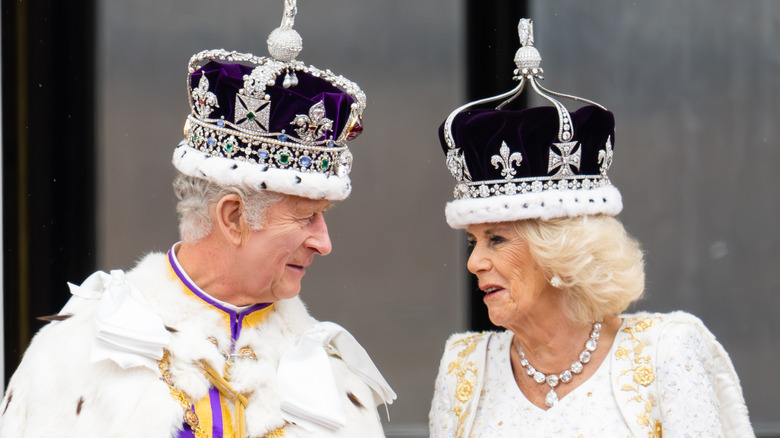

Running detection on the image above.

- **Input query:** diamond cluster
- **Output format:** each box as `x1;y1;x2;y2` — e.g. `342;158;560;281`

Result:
516;321;602;408
454;175;612;200
187;116;351;177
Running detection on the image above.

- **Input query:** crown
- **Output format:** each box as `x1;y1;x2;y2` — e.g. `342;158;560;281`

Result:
173;0;365;201
439;18;622;228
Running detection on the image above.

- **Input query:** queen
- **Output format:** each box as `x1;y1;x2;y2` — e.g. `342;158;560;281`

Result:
428;18;753;437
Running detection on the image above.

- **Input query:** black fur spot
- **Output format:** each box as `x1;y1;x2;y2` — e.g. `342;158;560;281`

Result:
346;392;364;409
295;176;302;184
76;397;85;415
36;313;73;322
258;182;267;190
2;391;12;415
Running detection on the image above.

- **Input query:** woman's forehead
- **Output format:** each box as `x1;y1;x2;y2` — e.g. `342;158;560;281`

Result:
466;222;516;236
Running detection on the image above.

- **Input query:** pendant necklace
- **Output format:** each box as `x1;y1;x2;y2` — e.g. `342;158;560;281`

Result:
515;321;601;408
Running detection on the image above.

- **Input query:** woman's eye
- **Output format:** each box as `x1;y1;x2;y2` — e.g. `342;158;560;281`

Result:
466;239;476;247
489;235;507;244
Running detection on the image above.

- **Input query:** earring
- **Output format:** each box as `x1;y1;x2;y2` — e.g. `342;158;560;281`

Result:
550;275;563;288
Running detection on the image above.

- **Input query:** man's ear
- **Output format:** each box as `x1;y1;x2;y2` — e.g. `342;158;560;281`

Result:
214;194;247;246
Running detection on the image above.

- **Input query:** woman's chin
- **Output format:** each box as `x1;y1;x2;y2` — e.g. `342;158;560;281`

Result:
484;301;511;327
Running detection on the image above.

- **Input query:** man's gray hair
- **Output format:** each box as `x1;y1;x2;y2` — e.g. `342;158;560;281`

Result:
173;173;283;243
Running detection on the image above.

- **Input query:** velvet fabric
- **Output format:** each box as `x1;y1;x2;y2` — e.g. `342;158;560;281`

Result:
440;105;615;182
190;61;355;141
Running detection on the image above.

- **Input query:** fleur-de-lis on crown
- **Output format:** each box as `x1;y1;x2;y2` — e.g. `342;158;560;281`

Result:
598;136;614;176
292;101;333;143
192;74;219;119
491;141;523;180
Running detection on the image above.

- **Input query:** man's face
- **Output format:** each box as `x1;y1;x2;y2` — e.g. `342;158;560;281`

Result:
233;195;332;304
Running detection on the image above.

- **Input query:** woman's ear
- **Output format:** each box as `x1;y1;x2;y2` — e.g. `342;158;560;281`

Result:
214;193;248;246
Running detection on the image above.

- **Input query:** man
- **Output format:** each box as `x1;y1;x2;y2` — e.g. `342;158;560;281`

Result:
0;4;394;437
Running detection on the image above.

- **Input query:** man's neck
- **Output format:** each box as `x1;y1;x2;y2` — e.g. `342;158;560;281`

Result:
175;238;241;305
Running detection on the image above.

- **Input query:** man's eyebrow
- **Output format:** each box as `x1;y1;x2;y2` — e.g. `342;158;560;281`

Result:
294;201;333;216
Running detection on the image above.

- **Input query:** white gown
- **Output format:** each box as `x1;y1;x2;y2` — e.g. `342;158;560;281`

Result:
466;330;633;436
429;312;753;437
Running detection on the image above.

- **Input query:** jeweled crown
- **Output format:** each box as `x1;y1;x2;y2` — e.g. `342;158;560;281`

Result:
173;0;365;201
439;18;622;228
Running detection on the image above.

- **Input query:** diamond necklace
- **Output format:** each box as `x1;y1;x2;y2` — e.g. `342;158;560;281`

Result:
515;321;602;408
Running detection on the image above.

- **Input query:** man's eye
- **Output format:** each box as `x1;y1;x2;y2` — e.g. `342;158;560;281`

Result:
296;214;314;225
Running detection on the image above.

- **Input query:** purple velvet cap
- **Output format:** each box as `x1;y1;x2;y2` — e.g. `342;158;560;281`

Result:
439;105;622;228
189;61;357;144
441;105;614;181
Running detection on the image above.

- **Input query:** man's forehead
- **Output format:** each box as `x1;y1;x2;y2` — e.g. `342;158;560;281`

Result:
282;196;333;214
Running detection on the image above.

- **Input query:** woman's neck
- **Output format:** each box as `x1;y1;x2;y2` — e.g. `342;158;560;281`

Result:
508;314;595;373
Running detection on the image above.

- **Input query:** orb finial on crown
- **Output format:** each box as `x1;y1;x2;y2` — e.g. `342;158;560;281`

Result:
267;0;303;62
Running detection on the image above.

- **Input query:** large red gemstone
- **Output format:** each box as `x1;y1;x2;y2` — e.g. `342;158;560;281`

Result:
346;116;363;141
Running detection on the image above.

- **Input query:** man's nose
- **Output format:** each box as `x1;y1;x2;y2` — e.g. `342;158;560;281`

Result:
307;213;332;256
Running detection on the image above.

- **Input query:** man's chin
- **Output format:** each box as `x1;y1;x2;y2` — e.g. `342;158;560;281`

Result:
272;284;302;301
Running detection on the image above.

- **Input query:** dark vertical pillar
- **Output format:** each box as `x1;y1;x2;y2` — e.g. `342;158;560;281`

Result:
2;0;97;383
464;0;528;332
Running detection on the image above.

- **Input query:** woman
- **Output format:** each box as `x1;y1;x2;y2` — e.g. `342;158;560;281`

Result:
429;19;752;437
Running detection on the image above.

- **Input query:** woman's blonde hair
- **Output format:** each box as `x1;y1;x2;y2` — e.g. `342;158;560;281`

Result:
513;215;645;324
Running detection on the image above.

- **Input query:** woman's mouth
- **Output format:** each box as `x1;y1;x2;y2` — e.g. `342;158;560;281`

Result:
482;286;504;297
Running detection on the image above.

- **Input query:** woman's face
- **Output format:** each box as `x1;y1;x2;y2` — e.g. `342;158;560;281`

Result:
466;222;556;328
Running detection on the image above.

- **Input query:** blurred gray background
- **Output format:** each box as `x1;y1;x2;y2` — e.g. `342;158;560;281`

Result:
96;0;779;436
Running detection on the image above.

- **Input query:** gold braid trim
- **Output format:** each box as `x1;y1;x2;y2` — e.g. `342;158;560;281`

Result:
159;351;286;438
158;350;208;438
263;427;286;438
200;360;250;438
